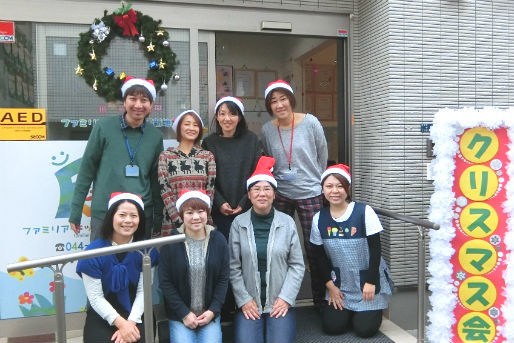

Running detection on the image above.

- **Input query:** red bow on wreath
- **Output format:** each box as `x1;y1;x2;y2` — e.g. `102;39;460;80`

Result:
115;9;139;36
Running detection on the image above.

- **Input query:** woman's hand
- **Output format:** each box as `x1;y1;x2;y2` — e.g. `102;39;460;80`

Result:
220;202;233;216
326;281;344;310
270;298;290;318
183;312;199;329
232;206;243;216
362;282;376;301
112;317;140;343
241;299;261;320
197;310;215;326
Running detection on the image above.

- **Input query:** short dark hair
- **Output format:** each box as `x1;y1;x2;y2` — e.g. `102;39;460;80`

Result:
178;198;211;219
321;173;352;202
123;85;154;104
100;200;146;242
265;89;296;116
176;112;204;144
211;101;248;138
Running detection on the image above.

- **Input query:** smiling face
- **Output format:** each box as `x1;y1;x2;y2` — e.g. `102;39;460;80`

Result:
216;103;241;137
269;90;294;121
248;181;275;215
123;93;153;127
178;113;201;143
111;201;140;244
182;206;208;236
322;174;350;207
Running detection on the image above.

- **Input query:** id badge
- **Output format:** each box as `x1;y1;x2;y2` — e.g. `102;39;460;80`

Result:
282;167;297;181
125;165;140;177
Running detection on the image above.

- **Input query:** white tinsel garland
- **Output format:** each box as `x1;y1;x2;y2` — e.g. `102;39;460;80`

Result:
501;123;514;342
427;107;514;343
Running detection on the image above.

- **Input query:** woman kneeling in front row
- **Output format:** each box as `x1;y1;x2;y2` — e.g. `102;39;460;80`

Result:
229;156;305;343
311;164;393;338
159;189;229;343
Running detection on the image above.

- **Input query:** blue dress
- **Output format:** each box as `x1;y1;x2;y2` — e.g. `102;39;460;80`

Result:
76;239;158;343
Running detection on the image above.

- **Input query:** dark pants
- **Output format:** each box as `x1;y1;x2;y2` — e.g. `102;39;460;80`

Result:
322;306;383;338
212;210;237;320
273;193;325;306
83;309;145;343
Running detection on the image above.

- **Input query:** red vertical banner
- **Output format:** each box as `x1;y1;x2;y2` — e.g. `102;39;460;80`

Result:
450;127;509;342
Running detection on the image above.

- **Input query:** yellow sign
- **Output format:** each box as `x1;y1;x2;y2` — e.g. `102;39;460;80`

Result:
459;165;499;201
460;202;498;238
460;127;499;163
458;239;497;275
458;276;497;311
0;108;47;141
457;312;496;343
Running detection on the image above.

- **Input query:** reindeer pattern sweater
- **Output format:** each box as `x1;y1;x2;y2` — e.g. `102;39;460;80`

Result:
158;146;216;236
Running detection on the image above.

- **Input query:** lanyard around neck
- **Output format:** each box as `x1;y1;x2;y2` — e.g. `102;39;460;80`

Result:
276;113;294;170
122;128;144;166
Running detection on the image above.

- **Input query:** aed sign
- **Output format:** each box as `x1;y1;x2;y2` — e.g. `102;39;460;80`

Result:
0;21;15;43
0;108;47;141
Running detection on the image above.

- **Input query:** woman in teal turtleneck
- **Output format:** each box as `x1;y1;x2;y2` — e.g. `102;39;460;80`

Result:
229;156;305;343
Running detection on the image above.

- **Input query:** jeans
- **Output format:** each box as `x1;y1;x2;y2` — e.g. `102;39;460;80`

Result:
233;309;296;343
169;316;221;343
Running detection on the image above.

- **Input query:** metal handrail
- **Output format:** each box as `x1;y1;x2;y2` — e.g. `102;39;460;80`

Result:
374;207;440;230
373;206;438;343
6;234;185;343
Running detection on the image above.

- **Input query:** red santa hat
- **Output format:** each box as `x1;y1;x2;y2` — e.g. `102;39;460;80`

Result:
264;79;294;99
172;109;204;133
175;189;211;212
321;164;352;184
121;76;156;101
247;156;277;190
108;192;144;210
214;96;245;115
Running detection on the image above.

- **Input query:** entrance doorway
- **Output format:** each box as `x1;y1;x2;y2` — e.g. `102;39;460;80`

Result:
214;32;344;165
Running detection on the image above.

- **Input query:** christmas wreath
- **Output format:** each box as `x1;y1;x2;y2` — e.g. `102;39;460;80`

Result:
75;2;178;102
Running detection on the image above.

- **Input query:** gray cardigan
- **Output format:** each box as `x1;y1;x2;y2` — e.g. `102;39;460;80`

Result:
229;208;305;313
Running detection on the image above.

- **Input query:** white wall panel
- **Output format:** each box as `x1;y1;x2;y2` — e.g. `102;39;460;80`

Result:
352;0;514;286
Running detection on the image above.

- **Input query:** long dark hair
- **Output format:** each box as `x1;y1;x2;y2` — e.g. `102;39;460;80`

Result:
210;101;248;138
100;200;146;242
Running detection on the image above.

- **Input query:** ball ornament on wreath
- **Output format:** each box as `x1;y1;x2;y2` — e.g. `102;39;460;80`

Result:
76;2;178;102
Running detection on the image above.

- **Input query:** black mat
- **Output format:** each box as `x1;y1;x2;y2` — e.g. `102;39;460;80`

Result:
295;306;394;343
219;306;394;343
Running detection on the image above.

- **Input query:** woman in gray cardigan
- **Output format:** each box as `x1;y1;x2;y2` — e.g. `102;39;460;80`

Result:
229;156;305;343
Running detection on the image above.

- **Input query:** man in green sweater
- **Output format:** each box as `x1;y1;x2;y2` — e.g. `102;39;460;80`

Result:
69;77;164;241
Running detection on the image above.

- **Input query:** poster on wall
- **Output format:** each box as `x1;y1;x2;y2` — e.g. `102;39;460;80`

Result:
215;65;233;100
427;108;514;343
0;141;91;319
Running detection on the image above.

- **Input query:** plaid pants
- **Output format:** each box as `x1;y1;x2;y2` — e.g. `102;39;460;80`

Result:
274;193;325;306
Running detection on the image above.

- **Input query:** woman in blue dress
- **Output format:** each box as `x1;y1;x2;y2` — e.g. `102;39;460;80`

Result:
310;164;393;338
77;192;158;343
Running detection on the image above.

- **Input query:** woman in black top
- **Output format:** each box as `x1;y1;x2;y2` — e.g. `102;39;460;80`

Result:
202;96;262;239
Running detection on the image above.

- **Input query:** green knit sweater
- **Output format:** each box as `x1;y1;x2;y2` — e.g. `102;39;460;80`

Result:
70;115;164;233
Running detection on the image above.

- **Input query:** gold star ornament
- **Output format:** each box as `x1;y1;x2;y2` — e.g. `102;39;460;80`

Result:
89;48;97;61
74;65;84;75
119;72;127;80
146;41;155;52
158;58;166;70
